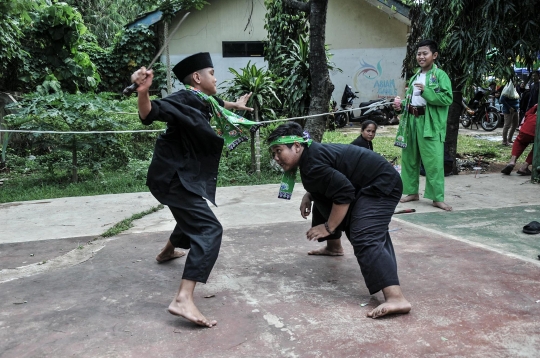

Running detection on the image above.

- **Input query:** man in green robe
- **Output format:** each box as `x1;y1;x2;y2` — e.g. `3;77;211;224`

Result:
393;39;453;211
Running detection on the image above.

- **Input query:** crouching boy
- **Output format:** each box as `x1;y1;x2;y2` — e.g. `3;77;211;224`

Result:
267;122;411;318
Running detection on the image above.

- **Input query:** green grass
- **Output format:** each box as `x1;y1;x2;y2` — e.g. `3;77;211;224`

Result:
455;134;512;161
0;169;149;204
100;204;164;238
324;127;512;163
0;130;513;204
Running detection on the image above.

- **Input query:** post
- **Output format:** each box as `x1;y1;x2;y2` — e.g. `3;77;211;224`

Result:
255;104;261;177
531;89;540;182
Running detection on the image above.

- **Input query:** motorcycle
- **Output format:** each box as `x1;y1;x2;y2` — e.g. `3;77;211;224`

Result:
460;87;501;131
330;85;397;129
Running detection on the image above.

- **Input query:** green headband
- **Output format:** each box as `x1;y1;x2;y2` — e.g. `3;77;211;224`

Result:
269;135;312;200
268;135;313;148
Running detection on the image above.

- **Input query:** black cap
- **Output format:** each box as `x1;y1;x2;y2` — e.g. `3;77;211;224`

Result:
172;52;213;82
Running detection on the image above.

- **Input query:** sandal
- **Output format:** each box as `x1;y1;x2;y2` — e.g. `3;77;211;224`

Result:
517;168;532;176
523;221;540;234
501;164;515;175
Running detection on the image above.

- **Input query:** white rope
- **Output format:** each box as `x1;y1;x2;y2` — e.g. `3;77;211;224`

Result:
258;101;392;124
0;101;393;134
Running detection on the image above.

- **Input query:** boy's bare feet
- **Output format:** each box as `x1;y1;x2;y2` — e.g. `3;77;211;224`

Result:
169;279;217;328
156;239;185;263
367;298;412;318
168;295;217;328
400;194;419;203
308;246;344;256
366;285;411;319
308;238;343;256
156;250;185;263
432;201;452;211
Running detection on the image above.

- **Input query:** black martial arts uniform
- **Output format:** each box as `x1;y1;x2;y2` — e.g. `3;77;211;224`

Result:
300;142;402;294
350;135;373;151
141;90;224;283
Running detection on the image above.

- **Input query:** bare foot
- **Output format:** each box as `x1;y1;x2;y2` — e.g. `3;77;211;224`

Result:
156;250;186;263
400;194;419;203
168;296;217;328
432;201;452;211
308;246;344;256
367;298;412;319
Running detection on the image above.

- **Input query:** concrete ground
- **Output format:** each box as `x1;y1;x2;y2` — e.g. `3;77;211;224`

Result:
1;173;540;357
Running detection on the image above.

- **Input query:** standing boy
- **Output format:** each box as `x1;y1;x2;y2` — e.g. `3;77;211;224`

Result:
131;52;253;327
393;39;453;211
268;122;411;318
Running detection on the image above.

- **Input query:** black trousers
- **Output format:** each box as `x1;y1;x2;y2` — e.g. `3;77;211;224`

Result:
312;202;343;241
151;175;222;284
313;182;402;294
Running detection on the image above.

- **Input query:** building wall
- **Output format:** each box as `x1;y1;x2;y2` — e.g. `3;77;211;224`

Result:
166;0;267;92
166;0;408;102
326;0;409;105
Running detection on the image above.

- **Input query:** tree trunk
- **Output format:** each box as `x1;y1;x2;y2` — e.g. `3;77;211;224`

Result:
446;90;463;175
304;0;333;142
285;0;333;142
532;89;540;182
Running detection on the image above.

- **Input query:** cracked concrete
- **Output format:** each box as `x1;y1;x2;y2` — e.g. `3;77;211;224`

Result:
1;174;540;357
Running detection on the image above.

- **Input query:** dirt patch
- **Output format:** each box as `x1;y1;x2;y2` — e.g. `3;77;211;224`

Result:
458;161;508;175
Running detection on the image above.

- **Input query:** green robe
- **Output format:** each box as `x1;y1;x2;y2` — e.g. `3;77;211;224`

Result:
396;64;453;201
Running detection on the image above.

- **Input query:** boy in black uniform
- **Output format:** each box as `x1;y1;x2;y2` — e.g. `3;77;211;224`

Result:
131;53;252;327
268;122;411;318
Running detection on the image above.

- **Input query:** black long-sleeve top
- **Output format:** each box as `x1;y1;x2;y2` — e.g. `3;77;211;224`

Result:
350;135;373;150
298;142;401;207
141;90;225;206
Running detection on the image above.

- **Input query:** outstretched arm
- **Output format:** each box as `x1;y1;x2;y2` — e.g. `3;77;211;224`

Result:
223;92;254;112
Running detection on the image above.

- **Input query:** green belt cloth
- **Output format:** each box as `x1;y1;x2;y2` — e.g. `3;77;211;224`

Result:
186;85;263;150
394;112;409;148
268;134;313;200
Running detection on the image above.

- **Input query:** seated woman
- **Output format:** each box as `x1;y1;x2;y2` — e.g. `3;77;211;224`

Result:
350;120;377;150
501;104;537;175
267;122;411;318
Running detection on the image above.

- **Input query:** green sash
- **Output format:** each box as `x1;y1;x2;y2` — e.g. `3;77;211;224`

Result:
185;85;263;150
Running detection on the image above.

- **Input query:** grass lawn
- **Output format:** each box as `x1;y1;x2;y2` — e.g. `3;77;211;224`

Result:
0;127;513;204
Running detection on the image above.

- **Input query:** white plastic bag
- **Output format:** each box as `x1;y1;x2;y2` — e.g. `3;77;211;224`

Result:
501;82;519;99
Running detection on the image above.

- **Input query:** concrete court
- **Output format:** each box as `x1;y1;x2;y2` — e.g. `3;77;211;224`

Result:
1;173;540;357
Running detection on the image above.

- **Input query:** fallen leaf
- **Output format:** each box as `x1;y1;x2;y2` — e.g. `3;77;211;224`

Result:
360;303;368;307
204;294;215;298
441;337;448;341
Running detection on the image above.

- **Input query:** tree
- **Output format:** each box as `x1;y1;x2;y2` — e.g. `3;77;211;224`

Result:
0;2;100;93
0;0;45;91
283;0;333;142
264;0;310;118
404;0;540;175
223;62;281;176
4;92;160;183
